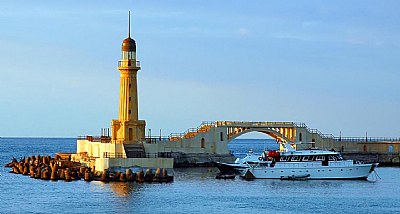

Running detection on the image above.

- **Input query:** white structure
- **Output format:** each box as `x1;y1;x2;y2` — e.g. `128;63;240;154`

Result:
240;142;378;180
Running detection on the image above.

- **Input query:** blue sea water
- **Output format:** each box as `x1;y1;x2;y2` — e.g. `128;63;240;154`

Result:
0;138;399;214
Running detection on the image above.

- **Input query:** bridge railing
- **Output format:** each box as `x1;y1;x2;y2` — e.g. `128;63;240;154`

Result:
321;134;335;139
103;152;126;158
77;136;111;143
333;137;400;142
308;129;323;136
215;121;297;127
293;123;307;127
143;137;170;144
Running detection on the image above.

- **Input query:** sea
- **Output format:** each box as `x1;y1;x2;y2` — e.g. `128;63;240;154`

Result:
0;138;399;214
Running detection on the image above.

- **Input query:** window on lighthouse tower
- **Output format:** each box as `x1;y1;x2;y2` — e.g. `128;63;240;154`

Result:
122;50;136;67
122;51;135;60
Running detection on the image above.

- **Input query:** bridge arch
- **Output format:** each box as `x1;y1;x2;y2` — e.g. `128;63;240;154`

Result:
227;127;292;143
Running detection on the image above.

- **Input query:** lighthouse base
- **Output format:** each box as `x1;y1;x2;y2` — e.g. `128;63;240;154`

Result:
72;139;173;172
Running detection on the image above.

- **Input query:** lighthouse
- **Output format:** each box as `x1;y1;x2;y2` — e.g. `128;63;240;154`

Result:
73;12;173;171
111;12;146;145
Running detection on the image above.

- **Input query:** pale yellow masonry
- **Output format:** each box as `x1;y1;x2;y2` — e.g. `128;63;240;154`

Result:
111;31;146;144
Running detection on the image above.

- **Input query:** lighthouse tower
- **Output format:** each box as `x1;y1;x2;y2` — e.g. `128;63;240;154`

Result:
111;12;146;145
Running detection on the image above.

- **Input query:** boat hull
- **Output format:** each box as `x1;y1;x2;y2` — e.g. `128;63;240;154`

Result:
241;163;376;180
217;162;247;173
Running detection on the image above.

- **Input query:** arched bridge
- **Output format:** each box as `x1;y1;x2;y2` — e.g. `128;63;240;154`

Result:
168;121;309;143
215;121;304;142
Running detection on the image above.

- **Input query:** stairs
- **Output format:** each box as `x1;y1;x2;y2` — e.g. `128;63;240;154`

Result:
169;122;216;141
123;144;146;158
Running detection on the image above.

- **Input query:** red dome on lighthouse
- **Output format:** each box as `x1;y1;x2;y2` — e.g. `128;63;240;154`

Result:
122;37;136;52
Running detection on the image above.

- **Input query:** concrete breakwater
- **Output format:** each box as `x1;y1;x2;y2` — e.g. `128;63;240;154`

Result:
342;152;400;166
4;155;173;183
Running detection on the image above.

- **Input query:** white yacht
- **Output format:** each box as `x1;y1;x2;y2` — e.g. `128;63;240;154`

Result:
241;142;378;180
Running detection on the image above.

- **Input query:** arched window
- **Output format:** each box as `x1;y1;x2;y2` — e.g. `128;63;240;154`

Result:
220;132;224;141
363;145;367;152
201;138;205;148
388;145;393;153
299;133;303;142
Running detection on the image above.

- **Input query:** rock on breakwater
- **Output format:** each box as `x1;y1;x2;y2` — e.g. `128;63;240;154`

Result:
5;155;173;183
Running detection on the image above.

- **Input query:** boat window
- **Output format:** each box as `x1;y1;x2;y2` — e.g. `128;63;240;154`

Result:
329;155;337;161
315;156;325;161
302;156;310;161
280;156;290;161
291;156;301;161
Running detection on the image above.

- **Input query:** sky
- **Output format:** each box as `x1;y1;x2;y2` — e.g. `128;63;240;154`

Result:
0;0;399;138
